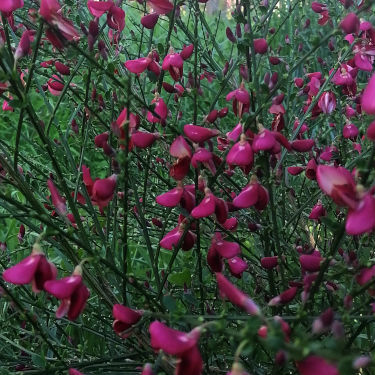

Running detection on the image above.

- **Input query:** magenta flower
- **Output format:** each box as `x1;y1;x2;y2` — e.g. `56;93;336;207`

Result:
299;254;322;272
333;66;356;88
69;369;84;375
288;166;305;175
226;134;254;168
39;0;80;43
160;224;196;251
191;189;216;219
216;273;260;315
141;364;154;375
346;193;375;235
92;174;117;211
131;131;159;149
261;256;278;269
367;120;375;141
308;201;327;221
211;233;240;259
147;95;168;123
125;57;152;74
162;50;184;81
268;286;298;306
253;38;268;54
149;321;202;375
312;308;334;334
47;179;67;216
148;0;174;15
183;124;219;143
316;165;357;207
55;61;70;76
3;245;57;293
227;256;247;278
112;304;142;338
318;91;336;114
342;123;358;140
0;0;24;14
87;0;113;18
226;83;250;118
296;355;338;375
141;13;159;29
44;266;90;321
290;139;315;152
361;72;375;115
14;30;34;61
311;2;327;13
340;13;359;34
233;176;261;208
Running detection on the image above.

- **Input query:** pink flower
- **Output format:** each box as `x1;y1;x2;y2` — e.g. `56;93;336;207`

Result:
141;364;154;375
211;233;240;259
290;139;315;152
233;176;269;210
14;30;34;61
47;75;64;96
39;0;80;43
261;256;278;269
0;0;24;14
47;179;67;216
141;13;159;29
147;95;168;123
124;57;152;74
227;257;247;278
346;193;375;235
253;38;268;54
296;355;338;375
149;321;202;375
91;174;117;210
69;369;84;375
268;286;298;306
226;83;250;118
311;2;327;13
343;123;358;140
361;72;375;115
299;254;322;272
316;165;357;208
44;266;90;321
106;4;125;32
340;13;360;34
367;120;375;141
191;189;216;219
55;61;70;75
226;134;254;168
162;51;184;81
318;91;336;114
112;304;142;338
160;224;196;251
183;124;219;143
131;131;159;149
288;166;305;175
2;245;56;292
148;0;174;15
87;0;113;18
308;201;327;221
216;272;260;315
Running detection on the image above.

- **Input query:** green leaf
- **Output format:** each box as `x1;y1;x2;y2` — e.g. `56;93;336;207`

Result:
31;354;46;368
168;269;191;287
162;295;177;312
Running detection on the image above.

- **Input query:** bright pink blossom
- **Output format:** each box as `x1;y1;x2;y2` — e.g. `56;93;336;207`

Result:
216;272;260;315
112;304;142;338
44;266;89;321
3;245;56;292
296;355;338;375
